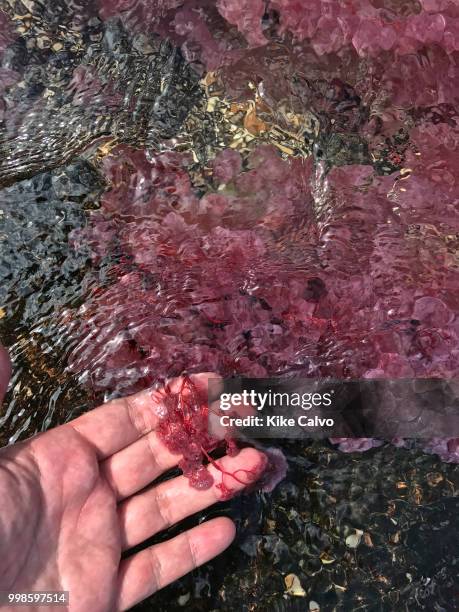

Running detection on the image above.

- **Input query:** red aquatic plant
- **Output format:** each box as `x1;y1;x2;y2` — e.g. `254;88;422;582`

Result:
66;0;459;465
155;375;269;498
67;135;459;463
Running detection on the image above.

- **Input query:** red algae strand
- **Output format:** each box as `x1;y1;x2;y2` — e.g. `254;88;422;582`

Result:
155;376;276;496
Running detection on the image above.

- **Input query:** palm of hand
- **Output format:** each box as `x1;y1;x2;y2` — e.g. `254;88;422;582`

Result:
0;373;264;611
1;428;120;610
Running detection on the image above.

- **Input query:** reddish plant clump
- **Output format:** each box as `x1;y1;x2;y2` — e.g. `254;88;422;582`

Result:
156;376;268;498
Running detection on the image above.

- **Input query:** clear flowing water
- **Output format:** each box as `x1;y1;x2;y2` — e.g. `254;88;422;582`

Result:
0;2;458;610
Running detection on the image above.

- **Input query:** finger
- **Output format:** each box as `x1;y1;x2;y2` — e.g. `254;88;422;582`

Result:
117;517;235;611
0;344;11;403
118;447;266;549
68;373;222;459
101;429;183;500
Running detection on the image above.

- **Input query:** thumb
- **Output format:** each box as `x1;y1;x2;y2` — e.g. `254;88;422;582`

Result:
0;344;11;404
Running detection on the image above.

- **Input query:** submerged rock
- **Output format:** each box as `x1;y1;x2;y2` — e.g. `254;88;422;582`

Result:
0;15;202;186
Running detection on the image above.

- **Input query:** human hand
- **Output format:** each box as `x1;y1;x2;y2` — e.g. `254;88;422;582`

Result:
0;349;265;611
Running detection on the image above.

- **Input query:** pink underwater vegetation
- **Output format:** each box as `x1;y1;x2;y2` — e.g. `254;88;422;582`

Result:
98;0;459;65
68;144;318;385
216;0;267;47
329;438;384;453
70;0;459;467
68;131;459;463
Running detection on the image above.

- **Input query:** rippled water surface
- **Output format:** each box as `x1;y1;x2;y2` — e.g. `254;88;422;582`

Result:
0;1;458;610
